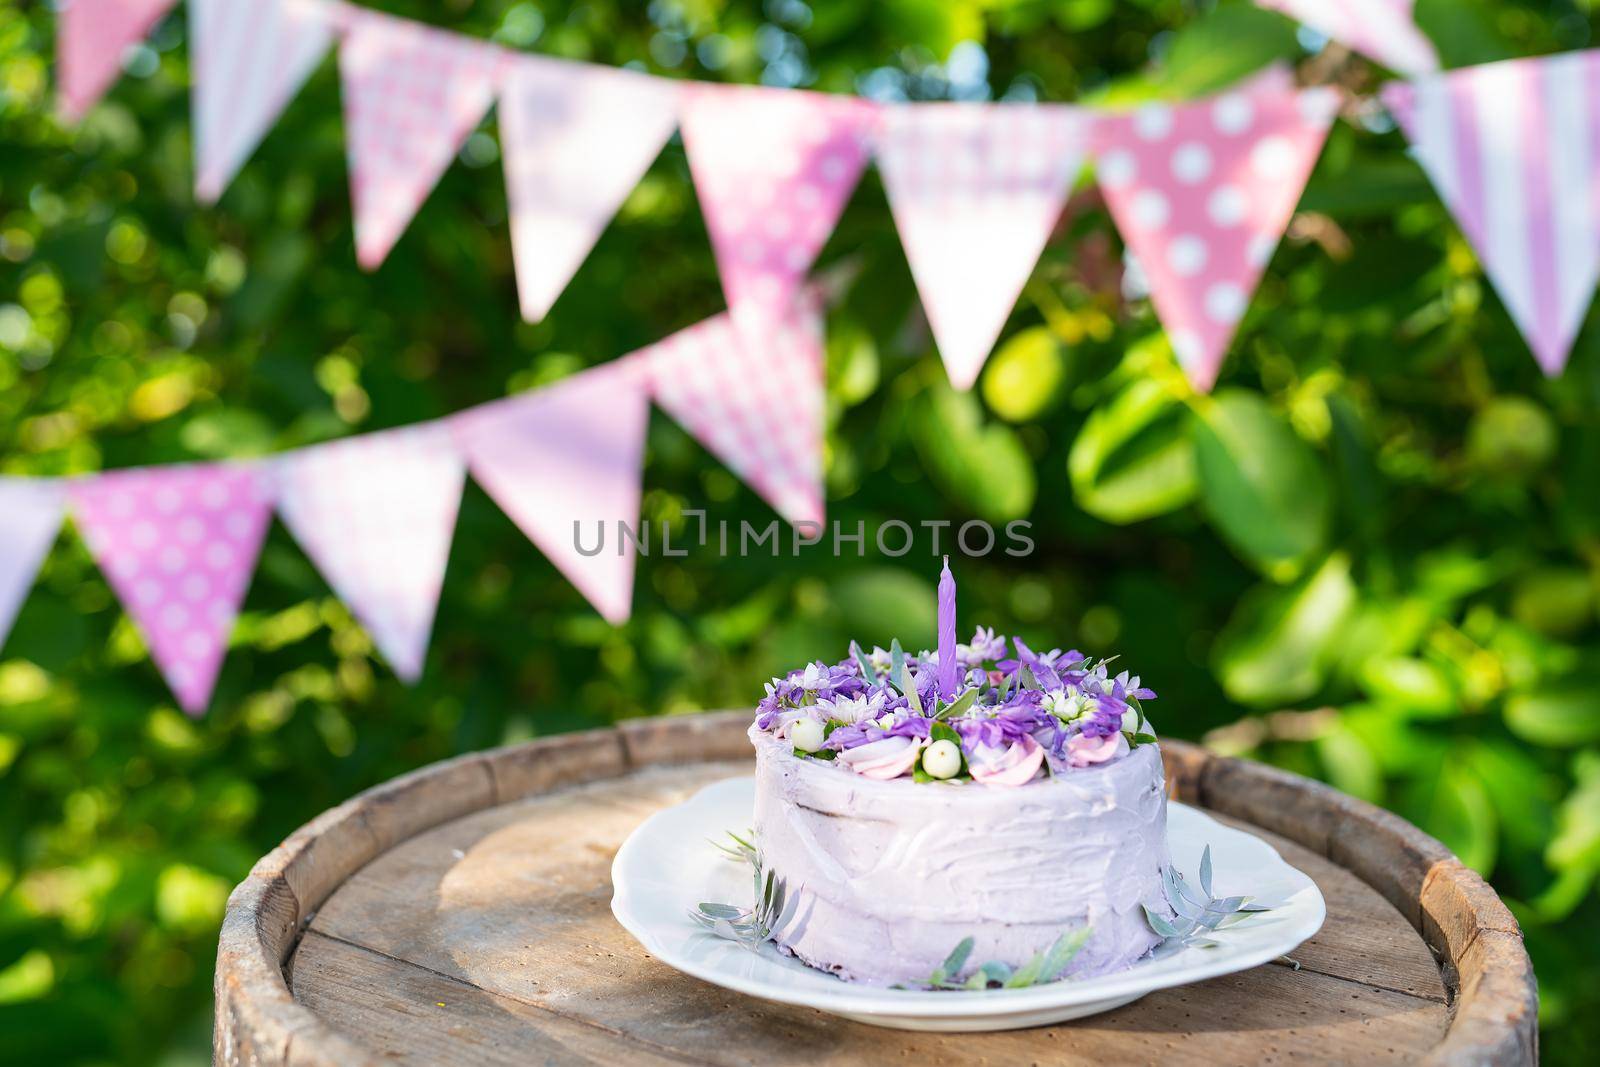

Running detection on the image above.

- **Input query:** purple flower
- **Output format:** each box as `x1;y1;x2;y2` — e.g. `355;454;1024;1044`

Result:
960;626;1008;666
825;713;932;751
954;702;1049;750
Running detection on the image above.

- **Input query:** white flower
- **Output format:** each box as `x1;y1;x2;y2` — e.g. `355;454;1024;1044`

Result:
922;739;962;779
799;662;828;690
1045;689;1091;721
1120;706;1140;734
817;690;887;724
790;718;826;753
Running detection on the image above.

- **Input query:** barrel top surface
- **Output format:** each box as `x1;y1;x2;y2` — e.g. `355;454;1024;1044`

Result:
216;715;1537;1067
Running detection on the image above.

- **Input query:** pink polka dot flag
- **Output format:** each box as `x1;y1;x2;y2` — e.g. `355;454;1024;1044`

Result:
56;0;177;120
639;294;826;528
453;361;651;624
189;0;335;204
1384;53;1600;377
273;424;465;683
1255;0;1437;78
0;478;66;652
501;55;681;323
876;103;1090;391
339;5;504;269
680;84;877;333
1092;67;1338;391
69;464;273;715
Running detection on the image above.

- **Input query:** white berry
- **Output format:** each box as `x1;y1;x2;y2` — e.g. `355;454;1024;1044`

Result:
922;739;962;780
790;718;825;753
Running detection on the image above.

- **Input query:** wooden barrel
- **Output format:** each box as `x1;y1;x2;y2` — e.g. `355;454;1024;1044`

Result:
214;711;1536;1066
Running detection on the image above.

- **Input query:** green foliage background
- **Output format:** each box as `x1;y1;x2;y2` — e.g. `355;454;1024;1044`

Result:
3;0;1600;1062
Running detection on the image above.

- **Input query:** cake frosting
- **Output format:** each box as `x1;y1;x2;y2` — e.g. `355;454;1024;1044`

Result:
742;566;1175;989
752;727;1171;985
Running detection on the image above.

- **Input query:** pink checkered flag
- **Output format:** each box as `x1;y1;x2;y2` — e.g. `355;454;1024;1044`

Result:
876;103;1090;390
339;6;504;269
273;424;465;683
1385;53;1600;377
453;361;650;624
189;0;335;203
56;0;177;120
1093;67;1338;391
640;297;825;527
1256;1;1437;77
70;465;273;715
680;84;876;332
0;479;65;651
501;55;680;322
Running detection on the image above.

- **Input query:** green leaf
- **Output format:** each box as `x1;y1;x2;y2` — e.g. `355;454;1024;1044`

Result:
1198;846;1214;898
1035;928;1091;982
1143;906;1181;939
981;327;1066;423
940;686;978;720
1191;390;1331;580
1505;685;1600;748
1358;657;1457;718
1068;378;1197;524
1212;554;1357;707
939;936;975;976
849;640;877;682
1405;753;1498;875
912;382;1036;523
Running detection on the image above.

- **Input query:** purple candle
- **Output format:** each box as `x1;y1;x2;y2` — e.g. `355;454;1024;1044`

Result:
936;556;958;699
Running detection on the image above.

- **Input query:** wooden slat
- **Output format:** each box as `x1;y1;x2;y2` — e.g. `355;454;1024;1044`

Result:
291;932;697;1066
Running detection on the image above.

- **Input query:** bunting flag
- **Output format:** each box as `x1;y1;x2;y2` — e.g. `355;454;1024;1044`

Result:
876;103;1089;390
0;479;65;650
452;362;650;624
189;0;335;203
1384;53;1600;376
641;297;826;527
680;84;877;331
1093;68;1339;390
57;0;177;120
1256;0;1438;77
339;6;504;269
273;424;465;682
500;56;680;323
70;465;272;714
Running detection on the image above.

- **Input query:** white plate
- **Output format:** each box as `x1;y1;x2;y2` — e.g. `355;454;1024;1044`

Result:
611;776;1325;1031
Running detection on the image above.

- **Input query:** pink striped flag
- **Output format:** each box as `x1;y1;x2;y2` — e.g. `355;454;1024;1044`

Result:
875;103;1089;390
0;479;65;651
189;0;335;203
273;424;465;683
680;84;876;332
640;297;826;527
339;6;504;268
57;0;177;120
501;55;680;322
70;465;273;715
1385;54;1600;377
452;361;651;624
1256;0;1437;77
1093;68;1338;390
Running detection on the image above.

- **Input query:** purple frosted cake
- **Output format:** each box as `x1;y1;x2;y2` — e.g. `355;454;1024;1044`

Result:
747;564;1173;987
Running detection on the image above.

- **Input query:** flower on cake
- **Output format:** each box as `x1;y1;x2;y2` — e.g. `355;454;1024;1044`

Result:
835;734;927;779
753;566;1157;785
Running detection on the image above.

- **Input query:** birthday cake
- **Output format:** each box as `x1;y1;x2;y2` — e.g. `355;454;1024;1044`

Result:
747;563;1173;987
